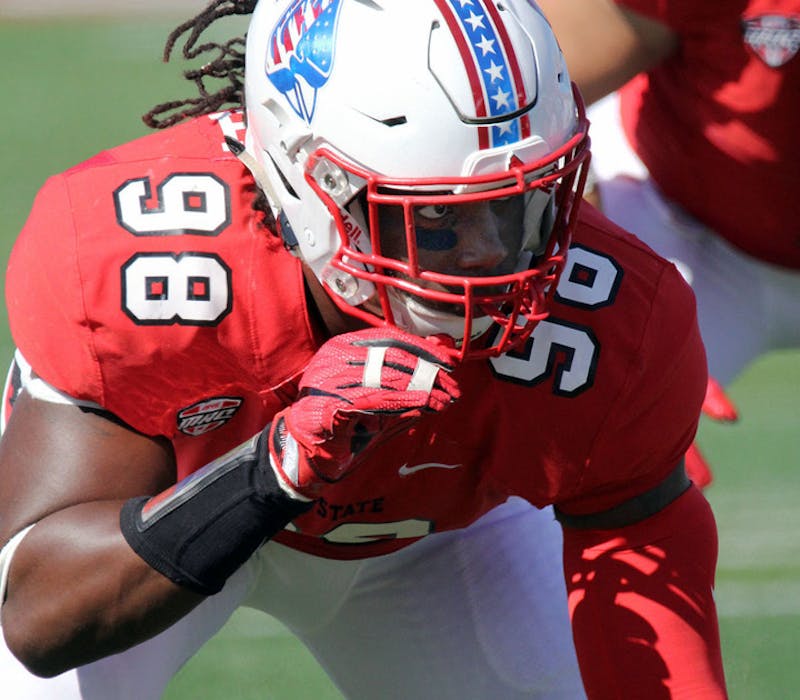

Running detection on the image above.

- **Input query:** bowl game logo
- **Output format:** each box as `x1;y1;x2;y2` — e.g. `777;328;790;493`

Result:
742;15;800;67
265;0;343;123
177;397;243;436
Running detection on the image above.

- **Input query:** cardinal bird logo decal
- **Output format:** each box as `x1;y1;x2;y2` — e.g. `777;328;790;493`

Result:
265;0;344;122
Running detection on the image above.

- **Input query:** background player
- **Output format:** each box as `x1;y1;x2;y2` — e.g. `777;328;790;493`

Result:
538;0;800;485
0;1;727;697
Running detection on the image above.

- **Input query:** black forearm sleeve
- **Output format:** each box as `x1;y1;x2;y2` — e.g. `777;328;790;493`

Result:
120;428;311;595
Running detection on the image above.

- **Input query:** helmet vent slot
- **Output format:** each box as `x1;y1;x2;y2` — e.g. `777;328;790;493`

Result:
381;116;407;127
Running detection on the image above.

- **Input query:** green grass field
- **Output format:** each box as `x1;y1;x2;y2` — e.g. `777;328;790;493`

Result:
1;17;797;699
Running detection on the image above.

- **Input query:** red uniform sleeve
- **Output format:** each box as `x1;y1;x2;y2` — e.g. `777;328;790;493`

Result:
555;252;708;515
5;116;318;444
5;175;105;404
613;0;695;29
563;486;728;698
612;0;800;268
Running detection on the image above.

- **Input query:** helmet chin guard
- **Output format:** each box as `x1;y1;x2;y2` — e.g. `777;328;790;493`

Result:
243;0;591;360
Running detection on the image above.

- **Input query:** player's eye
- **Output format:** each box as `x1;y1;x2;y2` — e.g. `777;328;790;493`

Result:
416;204;451;221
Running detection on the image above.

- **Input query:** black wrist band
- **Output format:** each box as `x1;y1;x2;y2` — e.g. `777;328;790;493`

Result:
120;428;311;595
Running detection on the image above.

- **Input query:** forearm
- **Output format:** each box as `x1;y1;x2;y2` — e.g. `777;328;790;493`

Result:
562;486;727;698
2;424;308;677
1;500;204;677
538;0;677;105
0;329;458;679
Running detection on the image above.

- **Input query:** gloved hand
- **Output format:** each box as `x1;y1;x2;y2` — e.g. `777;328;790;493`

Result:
685;376;739;489
268;326;461;499
701;376;738;422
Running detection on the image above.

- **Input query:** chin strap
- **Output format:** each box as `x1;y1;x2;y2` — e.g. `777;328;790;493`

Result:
225;136;283;215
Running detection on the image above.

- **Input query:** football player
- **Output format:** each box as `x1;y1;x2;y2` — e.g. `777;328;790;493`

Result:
0;1;727;698
538;0;800;486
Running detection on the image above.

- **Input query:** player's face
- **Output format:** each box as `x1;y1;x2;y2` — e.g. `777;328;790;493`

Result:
378;195;531;282
349;186;557;340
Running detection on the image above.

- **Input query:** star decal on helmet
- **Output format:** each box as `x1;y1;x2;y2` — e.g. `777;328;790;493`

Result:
436;0;532;147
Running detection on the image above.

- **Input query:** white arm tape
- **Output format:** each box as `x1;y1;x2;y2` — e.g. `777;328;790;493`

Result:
14;350;102;409
0;523;36;614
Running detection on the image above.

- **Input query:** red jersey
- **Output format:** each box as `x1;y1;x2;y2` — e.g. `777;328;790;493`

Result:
5;114;707;560
616;0;800;269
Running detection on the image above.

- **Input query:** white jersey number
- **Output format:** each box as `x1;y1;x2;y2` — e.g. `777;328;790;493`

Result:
490;245;621;396
114;173;230;237
115;172;235;325
121;252;232;325
319;519;434;545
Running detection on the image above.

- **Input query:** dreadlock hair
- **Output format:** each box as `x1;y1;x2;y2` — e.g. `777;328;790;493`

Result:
143;1;276;224
143;0;257;129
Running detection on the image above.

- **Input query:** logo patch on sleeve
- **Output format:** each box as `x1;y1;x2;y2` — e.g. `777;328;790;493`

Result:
177;397;243;436
742;15;800;67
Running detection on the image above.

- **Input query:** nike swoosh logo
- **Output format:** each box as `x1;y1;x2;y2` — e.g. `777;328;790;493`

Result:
398;462;462;476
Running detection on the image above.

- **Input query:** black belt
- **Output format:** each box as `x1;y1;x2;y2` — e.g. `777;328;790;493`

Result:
554;460;691;530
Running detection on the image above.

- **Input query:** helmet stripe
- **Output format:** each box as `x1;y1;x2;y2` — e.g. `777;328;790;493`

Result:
433;0;490;149
483;0;532;139
434;0;529;148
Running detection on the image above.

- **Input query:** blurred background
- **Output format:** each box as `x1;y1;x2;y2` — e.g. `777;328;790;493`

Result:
0;3;797;698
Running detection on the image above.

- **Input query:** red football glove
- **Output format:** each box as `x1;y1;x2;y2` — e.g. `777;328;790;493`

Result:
268;327;461;499
686;377;739;489
701;376;738;422
685;443;714;490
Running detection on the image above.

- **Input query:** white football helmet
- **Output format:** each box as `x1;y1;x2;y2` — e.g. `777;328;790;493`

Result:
243;0;590;359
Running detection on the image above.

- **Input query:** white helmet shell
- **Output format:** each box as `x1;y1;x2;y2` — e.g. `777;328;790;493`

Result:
243;0;589;358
